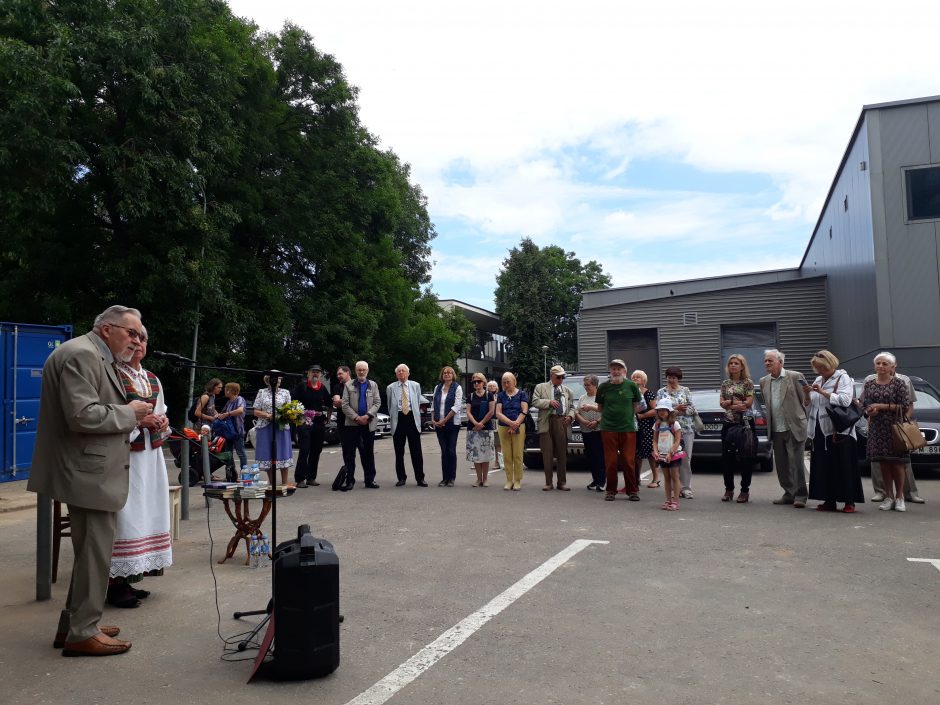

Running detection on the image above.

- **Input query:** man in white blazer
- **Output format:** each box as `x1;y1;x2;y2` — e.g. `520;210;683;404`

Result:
387;364;427;487
759;349;810;507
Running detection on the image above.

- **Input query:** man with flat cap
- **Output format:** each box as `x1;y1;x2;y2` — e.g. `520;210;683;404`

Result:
531;364;576;490
291;364;333;487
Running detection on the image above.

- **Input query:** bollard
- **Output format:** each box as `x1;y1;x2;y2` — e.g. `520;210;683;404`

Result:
201;433;212;507
180;437;190;520
36;494;52;601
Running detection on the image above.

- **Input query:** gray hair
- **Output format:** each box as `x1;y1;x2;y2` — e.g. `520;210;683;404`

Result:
583;374;600;387
139;324;148;342
764;349;785;364
355;360;369;372
874;351;897;366
93;305;142;330
395;363;409;374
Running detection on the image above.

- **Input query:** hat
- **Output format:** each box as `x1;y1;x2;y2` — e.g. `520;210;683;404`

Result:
656;398;674;412
608;359;627;369
549;364;566;377
308;364;323;373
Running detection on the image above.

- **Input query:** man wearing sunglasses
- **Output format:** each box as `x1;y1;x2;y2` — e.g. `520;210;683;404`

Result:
29;305;157;657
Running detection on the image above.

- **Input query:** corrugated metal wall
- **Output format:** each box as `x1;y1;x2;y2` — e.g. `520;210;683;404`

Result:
878;103;940;346
578;277;829;387
801;119;878;362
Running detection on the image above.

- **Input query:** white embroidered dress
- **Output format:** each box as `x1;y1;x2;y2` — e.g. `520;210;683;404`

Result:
110;363;173;578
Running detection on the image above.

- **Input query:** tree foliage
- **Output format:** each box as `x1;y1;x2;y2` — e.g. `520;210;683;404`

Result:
0;0;463;418
494;238;611;388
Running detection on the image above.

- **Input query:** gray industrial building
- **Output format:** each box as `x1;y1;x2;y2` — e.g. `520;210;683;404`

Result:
578;95;940;388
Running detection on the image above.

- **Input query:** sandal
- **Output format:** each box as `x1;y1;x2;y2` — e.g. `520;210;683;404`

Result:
647;481;661;488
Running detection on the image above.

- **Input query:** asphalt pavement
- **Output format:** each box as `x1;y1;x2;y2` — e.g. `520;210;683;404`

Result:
1;433;938;705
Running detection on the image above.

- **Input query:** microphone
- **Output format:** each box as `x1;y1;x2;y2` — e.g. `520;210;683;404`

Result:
151;350;194;363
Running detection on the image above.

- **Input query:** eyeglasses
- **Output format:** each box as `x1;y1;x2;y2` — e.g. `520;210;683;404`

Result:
107;323;143;340
473;380;483;385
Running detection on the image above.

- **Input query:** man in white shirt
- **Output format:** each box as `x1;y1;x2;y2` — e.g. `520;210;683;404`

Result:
387;364;427;487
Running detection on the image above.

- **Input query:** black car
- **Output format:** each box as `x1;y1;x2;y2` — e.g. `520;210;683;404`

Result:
688;388;774;472
853;375;940;469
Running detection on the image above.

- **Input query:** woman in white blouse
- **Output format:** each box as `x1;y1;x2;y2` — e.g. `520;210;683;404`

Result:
805;350;864;513
253;375;293;485
432;366;464;486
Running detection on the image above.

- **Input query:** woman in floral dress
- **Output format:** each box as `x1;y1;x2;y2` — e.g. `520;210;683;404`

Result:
253;375;293;485
861;352;911;512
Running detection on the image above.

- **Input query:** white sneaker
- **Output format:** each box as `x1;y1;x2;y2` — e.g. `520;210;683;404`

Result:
878;498;895;511
894;498;906;512
908;495;926;504
680;489;694;499
871;492;885;502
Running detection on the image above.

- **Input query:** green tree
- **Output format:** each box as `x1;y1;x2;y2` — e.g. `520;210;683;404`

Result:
0;2;460;421
494;238;611;388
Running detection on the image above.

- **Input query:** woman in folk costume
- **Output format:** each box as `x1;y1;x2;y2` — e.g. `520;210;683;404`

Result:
107;329;173;608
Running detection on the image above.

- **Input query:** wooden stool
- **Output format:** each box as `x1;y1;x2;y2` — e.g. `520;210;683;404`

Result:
168;485;182;540
52;500;71;584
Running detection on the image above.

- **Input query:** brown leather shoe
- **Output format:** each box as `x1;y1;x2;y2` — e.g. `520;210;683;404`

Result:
54;625;120;649
556;485;570;491
62;632;131;657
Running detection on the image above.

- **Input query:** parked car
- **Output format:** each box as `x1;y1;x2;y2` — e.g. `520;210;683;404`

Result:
688;389;774;472
374;412;391;438
523;374;609;469
419;394;433;431
853;375;940;470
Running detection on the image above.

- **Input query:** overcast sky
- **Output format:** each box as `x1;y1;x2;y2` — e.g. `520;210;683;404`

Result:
227;0;940;310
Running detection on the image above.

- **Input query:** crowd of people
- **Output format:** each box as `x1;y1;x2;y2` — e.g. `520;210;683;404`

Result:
27;302;928;659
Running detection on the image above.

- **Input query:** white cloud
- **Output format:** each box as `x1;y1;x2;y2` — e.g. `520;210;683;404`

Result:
227;0;940;308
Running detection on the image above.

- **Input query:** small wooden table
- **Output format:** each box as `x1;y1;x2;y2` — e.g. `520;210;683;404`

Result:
209;488;294;565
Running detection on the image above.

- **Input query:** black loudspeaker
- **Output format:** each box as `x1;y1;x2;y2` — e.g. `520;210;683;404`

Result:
262;524;340;679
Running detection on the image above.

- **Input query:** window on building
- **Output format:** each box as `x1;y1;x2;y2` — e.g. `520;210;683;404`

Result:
906;166;940;221
720;323;777;380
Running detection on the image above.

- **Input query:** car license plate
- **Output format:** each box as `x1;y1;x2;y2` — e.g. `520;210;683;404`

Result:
703;424;722;432
913;445;940;454
570;432;582;443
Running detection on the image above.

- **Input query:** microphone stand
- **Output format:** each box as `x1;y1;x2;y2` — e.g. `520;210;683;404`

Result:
154;353;302;656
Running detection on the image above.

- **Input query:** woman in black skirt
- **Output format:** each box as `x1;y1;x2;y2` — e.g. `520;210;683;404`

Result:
806;350;865;513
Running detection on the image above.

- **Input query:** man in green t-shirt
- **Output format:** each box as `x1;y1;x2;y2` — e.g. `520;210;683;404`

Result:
596;358;643;502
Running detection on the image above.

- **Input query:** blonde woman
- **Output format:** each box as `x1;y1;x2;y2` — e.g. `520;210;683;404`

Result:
465;373;496;486
495;372;529;490
719;354;756;503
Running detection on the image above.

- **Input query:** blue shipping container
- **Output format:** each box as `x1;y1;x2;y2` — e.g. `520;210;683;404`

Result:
1;322;73;482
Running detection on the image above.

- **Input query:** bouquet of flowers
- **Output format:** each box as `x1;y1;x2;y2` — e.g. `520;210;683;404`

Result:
275;400;306;429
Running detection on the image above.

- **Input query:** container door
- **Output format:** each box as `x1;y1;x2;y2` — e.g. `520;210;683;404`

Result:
2;324;71;482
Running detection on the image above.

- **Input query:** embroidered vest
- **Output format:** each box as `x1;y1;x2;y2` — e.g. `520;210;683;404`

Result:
118;368;163;451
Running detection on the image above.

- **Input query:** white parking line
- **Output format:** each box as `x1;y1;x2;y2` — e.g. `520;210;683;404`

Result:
907;558;940;573
343;538;610;705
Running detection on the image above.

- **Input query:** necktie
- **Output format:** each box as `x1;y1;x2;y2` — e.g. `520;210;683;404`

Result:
554;385;563;413
401;383;410;415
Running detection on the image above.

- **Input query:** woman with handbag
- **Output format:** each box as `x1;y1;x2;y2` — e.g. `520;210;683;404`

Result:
861;352;912;512
718;354;757;503
806;350;865;513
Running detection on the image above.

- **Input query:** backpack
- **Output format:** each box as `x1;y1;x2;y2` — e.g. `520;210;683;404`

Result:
187;396;201;424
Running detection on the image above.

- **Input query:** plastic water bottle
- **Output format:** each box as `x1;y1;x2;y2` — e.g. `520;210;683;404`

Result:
249;536;259;569
258;535;271;568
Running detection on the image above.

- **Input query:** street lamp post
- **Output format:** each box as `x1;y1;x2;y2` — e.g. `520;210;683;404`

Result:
541;345;549;380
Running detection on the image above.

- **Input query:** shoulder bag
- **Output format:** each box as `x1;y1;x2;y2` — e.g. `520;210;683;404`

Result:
891;415;926;453
825;374;863;432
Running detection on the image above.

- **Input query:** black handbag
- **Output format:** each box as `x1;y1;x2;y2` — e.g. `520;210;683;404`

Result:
726;420;756;459
824;373;863;432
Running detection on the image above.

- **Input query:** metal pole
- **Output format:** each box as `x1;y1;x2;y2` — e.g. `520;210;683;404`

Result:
542;345;548;380
180;438;190;520
201;434;211;507
185;161;207;427
36;494;52;601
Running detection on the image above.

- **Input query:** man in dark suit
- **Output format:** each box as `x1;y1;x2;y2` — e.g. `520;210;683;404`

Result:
387;364;426;487
760;349;810;508
28;305;158;656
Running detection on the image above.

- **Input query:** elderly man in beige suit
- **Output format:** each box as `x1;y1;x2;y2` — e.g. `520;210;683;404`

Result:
760;349;810;507
28;305;158;656
531;365;577;491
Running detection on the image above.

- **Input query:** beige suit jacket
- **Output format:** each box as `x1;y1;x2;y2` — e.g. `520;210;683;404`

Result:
27;332;138;511
341;378;382;431
759;369;809;443
531;381;576;434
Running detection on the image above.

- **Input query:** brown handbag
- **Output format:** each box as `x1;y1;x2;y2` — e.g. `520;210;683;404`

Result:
891;417;926;453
